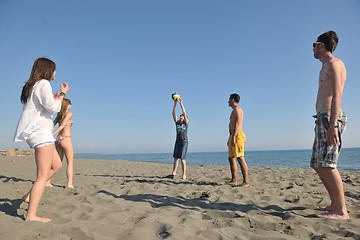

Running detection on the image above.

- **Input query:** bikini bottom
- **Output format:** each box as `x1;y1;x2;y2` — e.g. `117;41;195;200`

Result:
56;135;70;144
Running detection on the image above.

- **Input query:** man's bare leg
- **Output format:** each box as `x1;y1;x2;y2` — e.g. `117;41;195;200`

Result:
228;157;238;186
314;167;349;219
314;167;336;211
26;145;54;222
237;156;249;187
181;159;186;180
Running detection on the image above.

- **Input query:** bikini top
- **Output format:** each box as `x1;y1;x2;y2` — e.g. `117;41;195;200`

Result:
60;120;73;134
66;120;74;127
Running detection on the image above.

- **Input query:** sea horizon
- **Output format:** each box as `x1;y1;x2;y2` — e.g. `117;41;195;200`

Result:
75;147;360;171
75;147;360;155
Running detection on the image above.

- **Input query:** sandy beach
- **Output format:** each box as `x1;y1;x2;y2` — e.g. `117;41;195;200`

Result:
0;156;359;240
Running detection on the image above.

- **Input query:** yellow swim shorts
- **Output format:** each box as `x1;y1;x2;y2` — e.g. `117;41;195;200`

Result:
228;131;246;158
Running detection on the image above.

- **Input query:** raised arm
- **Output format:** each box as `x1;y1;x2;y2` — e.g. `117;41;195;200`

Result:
178;98;188;124
172;100;178;123
53;112;72;136
53;82;69;102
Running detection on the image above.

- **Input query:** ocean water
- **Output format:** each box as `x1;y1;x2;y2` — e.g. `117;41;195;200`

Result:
75;148;360;171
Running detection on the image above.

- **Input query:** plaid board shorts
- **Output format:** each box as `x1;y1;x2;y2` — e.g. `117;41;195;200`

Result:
310;110;347;168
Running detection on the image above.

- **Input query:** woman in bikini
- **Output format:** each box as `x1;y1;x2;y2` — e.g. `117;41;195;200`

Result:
47;98;74;188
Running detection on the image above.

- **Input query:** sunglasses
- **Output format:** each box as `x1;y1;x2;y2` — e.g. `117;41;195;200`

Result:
313;42;323;48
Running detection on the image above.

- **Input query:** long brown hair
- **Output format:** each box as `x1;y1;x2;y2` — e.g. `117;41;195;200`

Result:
54;99;72;126
21;58;56;103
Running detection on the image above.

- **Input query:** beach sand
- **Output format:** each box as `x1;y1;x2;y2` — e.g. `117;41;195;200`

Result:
1;156;359;240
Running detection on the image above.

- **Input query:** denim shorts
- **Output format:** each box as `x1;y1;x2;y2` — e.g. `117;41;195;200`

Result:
173;140;188;159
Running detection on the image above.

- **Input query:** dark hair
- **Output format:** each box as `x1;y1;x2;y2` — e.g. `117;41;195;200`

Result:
230;93;240;103
21;58;56;103
317;31;338;53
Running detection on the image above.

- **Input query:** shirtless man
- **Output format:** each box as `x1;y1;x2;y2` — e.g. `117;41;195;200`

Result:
227;93;248;187
311;31;349;219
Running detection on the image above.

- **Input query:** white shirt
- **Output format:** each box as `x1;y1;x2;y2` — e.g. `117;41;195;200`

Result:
14;80;61;141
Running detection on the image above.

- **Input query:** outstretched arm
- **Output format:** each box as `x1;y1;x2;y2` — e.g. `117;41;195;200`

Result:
178;98;188;124
172;100;178;123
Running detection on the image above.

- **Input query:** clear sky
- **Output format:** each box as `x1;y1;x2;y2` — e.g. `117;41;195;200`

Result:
1;0;359;154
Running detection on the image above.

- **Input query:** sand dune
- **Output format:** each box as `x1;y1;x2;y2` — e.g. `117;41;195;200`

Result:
1;156;359;239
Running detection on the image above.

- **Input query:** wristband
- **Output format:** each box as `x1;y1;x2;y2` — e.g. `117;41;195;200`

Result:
60;92;66;97
329;124;339;129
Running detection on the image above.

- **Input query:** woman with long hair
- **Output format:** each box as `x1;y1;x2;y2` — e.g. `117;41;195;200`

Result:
47;98;74;188
14;57;69;222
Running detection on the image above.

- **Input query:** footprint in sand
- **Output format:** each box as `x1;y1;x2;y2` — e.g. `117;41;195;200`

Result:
187;191;211;199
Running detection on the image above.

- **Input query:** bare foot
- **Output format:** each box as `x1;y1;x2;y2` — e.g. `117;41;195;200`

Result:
67;184;74;188
182;175;186;180
315;206;334;211
316;211;350;220
46;183;54;187
239;182;250;187
25;215;52;222
227;181;238;187
22;193;30;203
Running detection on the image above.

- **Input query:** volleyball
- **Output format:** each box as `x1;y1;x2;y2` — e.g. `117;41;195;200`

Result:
171;92;180;101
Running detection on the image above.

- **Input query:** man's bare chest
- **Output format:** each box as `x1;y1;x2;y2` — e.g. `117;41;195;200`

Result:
229;111;235;121
319;67;327;85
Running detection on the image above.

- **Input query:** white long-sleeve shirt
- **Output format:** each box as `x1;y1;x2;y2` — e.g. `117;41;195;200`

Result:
14;80;61;141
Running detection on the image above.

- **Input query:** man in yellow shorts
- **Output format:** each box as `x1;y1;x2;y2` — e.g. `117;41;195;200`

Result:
227;93;248;187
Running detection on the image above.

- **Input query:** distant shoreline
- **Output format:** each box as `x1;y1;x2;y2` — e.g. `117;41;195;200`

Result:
74;148;360;171
74;147;360;156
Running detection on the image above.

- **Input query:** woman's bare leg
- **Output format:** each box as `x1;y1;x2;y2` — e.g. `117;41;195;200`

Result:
181;159;186;180
24;145;62;203
61;139;74;188
26;144;54;222
46;144;63;187
172;158;179;176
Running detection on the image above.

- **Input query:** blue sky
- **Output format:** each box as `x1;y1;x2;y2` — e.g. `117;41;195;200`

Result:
1;0;359;154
